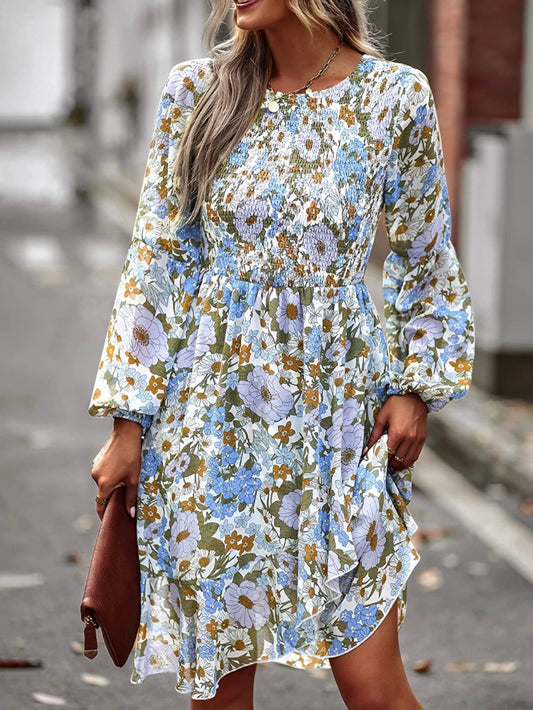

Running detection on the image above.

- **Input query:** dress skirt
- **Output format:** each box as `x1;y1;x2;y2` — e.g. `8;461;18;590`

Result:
128;269;421;699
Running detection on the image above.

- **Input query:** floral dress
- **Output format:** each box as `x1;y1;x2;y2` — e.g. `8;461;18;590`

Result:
88;53;475;700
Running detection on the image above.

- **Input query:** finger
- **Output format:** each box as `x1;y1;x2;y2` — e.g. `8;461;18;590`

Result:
405;439;425;469
413;439;426;462
390;439;420;471
94;479;113;519
125;483;138;519
388;439;411;471
362;414;388;456
386;429;403;458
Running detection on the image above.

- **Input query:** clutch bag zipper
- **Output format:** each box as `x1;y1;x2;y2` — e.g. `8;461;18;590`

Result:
83;613;99;659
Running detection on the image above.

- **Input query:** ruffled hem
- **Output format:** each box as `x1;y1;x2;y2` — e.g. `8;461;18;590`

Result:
130;575;418;701
129;548;420;700
130;435;420;699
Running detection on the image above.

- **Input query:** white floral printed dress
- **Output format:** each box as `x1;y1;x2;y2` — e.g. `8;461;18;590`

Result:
88;53;475;699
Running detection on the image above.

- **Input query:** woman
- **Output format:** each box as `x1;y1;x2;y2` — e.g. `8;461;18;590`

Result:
89;0;475;707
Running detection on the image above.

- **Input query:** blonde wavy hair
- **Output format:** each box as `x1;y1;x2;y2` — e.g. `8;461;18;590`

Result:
173;0;385;223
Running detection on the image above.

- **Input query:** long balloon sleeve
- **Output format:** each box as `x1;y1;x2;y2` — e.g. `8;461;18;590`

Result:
382;68;475;413
88;61;212;433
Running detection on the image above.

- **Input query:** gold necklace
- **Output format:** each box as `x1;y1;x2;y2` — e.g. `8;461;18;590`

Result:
266;39;343;112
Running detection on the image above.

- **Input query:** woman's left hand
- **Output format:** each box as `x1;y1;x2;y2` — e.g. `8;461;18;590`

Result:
361;393;428;471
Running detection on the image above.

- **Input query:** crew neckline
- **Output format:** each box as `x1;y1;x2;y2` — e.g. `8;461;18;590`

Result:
265;52;372;101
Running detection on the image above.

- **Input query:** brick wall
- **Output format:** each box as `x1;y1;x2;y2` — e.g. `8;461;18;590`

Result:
373;0;526;261
427;0;469;248
467;0;525;124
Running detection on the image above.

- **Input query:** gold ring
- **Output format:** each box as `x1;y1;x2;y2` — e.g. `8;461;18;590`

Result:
95;495;108;506
393;454;405;463
387;447;397;455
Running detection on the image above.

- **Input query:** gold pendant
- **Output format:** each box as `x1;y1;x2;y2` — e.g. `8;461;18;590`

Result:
267;99;280;113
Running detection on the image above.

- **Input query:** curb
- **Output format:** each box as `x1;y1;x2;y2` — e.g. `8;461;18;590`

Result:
425;389;533;498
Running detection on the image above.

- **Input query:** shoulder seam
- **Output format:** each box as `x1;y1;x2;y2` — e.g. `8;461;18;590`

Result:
163;57;214;112
168;56;213;77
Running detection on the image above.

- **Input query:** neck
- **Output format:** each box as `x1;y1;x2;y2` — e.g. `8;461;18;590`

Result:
264;21;340;88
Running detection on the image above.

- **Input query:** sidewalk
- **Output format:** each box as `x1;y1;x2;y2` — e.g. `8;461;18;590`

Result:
424;382;533;498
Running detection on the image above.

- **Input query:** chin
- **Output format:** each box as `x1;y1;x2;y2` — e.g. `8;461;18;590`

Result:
234;0;291;31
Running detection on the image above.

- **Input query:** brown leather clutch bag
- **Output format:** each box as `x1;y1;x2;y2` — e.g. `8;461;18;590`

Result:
80;485;140;667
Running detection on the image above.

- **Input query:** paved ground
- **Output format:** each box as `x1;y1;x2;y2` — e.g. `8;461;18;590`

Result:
1;131;532;710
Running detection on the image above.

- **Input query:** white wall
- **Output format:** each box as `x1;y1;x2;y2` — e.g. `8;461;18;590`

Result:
0;0;69;126
95;0;209;162
461;126;533;353
460;133;505;352
523;0;533;128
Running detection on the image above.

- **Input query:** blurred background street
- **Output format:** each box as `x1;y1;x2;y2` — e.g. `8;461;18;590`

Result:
1;1;533;708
